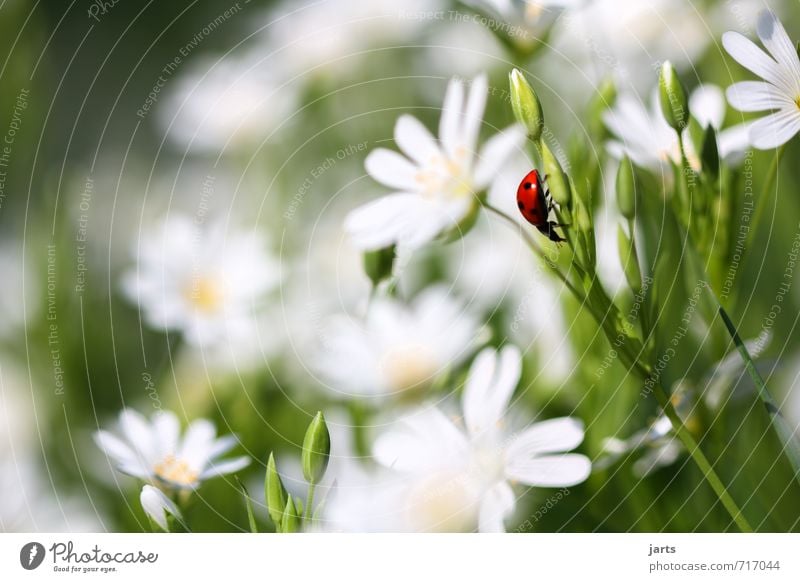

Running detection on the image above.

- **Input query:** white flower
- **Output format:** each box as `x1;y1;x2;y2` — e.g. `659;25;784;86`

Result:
604;86;751;173
461;0;576;49
94;409;250;490
316;286;482;399
345;74;525;251
259;0;441;79
723;10;800;149
373;345;590;532
121;215;279;348
159;55;297;154
140;485;182;531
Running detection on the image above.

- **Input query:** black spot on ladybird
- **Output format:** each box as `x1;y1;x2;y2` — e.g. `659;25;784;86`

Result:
523;182;532;190
517;201;525;210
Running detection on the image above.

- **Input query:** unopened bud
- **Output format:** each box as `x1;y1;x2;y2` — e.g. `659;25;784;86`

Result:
659;61;689;132
302;412;331;484
509;68;544;141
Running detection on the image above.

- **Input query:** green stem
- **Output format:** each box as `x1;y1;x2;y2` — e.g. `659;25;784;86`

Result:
304;481;316;522
651;381;753;532
717;306;800;484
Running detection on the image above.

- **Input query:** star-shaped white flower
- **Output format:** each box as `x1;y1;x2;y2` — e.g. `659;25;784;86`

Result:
345;74;525;251
604;86;751;173
95;410;250;490
373;345;590;532
316;286;482;399
723;10;800;149
121;215;280;348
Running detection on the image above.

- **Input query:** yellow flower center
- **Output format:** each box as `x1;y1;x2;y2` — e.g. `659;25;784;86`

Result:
185;276;224;313
415;147;473;201
406;472;478;532
380;344;439;393
154;455;199;487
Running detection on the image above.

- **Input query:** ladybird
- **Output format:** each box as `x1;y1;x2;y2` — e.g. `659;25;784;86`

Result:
516;169;565;243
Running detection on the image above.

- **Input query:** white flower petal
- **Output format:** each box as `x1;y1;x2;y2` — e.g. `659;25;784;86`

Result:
208;434;238;459
364;148;418;191
690;84;726;128
94;430;138;466
748;108;800;149
152;411;180;458
199;456;250;479
178;418;217;469
756;10;800;93
506;453;591;487
478;481;515;533
719;122;753;162
440;77;465;156
373;407;469;473
463;345;521;436
506;417;585;462
473;124;526;189
345;193;440;250
140;485;181;531
119;409;157;464
727;81;794;112
722;31;794;96
395;115;441;166
461;74;488;155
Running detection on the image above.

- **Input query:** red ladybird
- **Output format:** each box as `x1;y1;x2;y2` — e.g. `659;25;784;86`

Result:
516;169;565;243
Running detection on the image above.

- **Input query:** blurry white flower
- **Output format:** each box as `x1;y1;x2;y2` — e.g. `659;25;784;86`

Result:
94;409;249;490
260;0;440;79
374;345;590;532
724;10;800;149
121;215;279;348
316;287;482;399
159;55;297;154
140;485;182;531
345;74;525;250
604;86;750;173
555;0;709;91
460;0;576;51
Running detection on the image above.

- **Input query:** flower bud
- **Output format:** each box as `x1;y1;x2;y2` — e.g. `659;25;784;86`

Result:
302;411;331;484
575;197;591;233
140;485;181;532
363;246;395;286
615;157;636;220
509;68;544;141
658;61;689;132
541;142;571;208
265;452;287;527
617;225;642;294
281;495;301;533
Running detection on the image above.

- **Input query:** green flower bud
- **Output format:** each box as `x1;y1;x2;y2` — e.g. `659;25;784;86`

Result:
617;225;642;294
541;142;571;208
615;157;636;220
575;197;591;233
363;246;395;286
509;68;544;141
302;411;331;484
658;61;689;132
265;452;287;527
281;495;301;533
